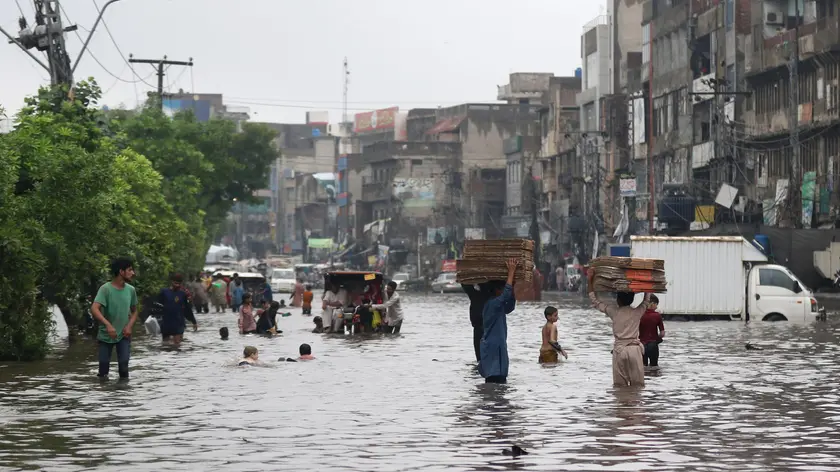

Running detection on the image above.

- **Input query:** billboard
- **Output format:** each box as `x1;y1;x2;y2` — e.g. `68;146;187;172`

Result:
354;107;398;133
393;177;434;208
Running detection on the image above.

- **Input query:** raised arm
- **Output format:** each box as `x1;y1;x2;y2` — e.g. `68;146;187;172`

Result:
587;271;618;319
500;259;518;313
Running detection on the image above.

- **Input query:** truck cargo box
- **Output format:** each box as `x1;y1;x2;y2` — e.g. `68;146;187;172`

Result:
631;236;767;318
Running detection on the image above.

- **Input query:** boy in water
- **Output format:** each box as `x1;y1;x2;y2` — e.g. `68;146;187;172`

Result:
219;327;229;340
639;294;665;368
539;306;568;363
298;343;315;360
302;285;314;315
312;316;324;333
239;346;259;366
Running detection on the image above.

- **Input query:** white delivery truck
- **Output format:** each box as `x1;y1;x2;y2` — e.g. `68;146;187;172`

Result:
630;236;820;322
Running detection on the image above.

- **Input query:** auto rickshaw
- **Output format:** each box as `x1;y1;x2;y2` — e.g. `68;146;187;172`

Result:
324;271;384;334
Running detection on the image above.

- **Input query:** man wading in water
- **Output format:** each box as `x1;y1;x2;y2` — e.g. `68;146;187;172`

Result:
157;273;198;344
462;283;492;363
587;272;651;387
479;258;518;384
90;258;138;379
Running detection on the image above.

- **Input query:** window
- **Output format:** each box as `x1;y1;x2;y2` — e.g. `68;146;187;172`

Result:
586;53;598;89
411;159;423;166
759;268;797;291
642;23;650;64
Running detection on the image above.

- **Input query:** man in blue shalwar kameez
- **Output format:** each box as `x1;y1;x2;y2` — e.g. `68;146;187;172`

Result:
478;258;519;384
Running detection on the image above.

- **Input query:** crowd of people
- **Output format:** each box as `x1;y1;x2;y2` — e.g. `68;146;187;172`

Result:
465;260;665;386
90;258;408;379
91;256;664;386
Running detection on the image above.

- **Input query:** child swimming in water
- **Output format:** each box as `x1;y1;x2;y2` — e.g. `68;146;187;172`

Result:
312;315;324;333
539;306;567;363
219;327;229;340
298;343;315;360
239;346;258;366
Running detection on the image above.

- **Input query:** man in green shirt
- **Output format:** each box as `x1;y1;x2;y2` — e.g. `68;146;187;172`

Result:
91;257;138;379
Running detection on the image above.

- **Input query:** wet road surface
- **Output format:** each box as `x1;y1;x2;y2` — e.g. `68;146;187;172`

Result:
1;292;839;471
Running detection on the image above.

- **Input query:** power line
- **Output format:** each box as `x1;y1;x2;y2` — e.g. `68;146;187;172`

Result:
61;7;153;85
14;0;26;17
223;96;486;105
90;0;156;88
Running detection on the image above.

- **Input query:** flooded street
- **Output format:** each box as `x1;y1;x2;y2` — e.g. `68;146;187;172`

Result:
1;293;840;471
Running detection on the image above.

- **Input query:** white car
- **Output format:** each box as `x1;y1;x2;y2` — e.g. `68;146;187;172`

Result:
392;273;410;291
270;268;296;293
431;273;461;293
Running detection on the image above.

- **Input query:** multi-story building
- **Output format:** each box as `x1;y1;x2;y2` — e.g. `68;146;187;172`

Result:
257;121;333;252
503;135;542;237
406;103;543;237
743;0;840;227
356;141;462;238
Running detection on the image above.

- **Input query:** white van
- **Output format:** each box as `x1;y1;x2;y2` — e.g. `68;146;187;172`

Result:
631;236;820;322
270;268;296;293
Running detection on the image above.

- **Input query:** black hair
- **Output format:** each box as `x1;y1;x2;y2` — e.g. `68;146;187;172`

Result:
219;327;229;339
387;281;398;290
170;273;183;283
233;273;239;277
490;280;506;293
299;343;312;355
649;294;659;304
242;293;252;303
616;292;635;307
305;284;312;290
313;316;323;325
110;257;133;277
270;301;281;309
544;306;558;318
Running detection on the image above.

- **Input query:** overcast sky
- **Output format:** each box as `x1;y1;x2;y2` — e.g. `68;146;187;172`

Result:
1;0;605;124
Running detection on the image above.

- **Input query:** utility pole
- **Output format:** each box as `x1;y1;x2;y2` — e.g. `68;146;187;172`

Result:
128;55;193;109
788;0;802;227
342;57;351;241
2;0;124;87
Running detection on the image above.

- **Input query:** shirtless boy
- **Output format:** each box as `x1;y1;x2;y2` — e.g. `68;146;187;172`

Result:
539;306;568;363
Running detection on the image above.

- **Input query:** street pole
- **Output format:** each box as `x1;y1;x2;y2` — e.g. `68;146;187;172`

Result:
71;0;122;74
788;0;801;227
128;55;193;109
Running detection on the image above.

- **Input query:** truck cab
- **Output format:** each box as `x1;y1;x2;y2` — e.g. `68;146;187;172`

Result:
747;264;819;322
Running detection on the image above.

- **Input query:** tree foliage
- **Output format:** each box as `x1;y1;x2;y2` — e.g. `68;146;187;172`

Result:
0;80;278;360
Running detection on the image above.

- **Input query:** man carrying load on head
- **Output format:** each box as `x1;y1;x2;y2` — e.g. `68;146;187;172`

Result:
587;271;651;387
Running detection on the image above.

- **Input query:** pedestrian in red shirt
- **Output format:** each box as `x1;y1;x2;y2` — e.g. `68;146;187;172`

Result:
638;294;665;368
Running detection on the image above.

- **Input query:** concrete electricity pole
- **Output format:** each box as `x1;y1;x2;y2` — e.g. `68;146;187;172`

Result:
128;55;193;110
1;0;124;87
788;0;802;227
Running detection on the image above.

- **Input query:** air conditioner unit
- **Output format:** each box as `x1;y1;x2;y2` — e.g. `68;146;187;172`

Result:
765;11;785;26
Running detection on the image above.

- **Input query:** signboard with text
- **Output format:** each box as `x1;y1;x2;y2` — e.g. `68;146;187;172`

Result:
354;107;398;133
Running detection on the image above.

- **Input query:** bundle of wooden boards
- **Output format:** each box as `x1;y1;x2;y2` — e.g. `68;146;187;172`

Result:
456;239;534;284
588;256;667;293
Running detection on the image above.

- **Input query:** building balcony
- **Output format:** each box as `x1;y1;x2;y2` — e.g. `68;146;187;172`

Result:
747;17;840;77
691;73;715;103
692;141;714;169
361;177;391;202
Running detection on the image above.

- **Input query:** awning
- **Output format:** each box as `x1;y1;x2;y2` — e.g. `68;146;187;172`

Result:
425;115;466;135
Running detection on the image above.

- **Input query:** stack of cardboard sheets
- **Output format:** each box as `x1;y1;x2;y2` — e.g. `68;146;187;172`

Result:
588;256;667;293
456;239;534;284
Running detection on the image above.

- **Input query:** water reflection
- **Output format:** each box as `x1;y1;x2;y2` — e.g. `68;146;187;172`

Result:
0;293;838;470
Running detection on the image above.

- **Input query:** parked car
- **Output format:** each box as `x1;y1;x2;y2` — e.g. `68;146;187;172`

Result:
270;268;296;293
431;272;460;293
392;273;410;291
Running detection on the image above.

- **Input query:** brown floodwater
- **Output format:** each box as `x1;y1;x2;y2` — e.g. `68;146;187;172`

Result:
1;293;839;471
